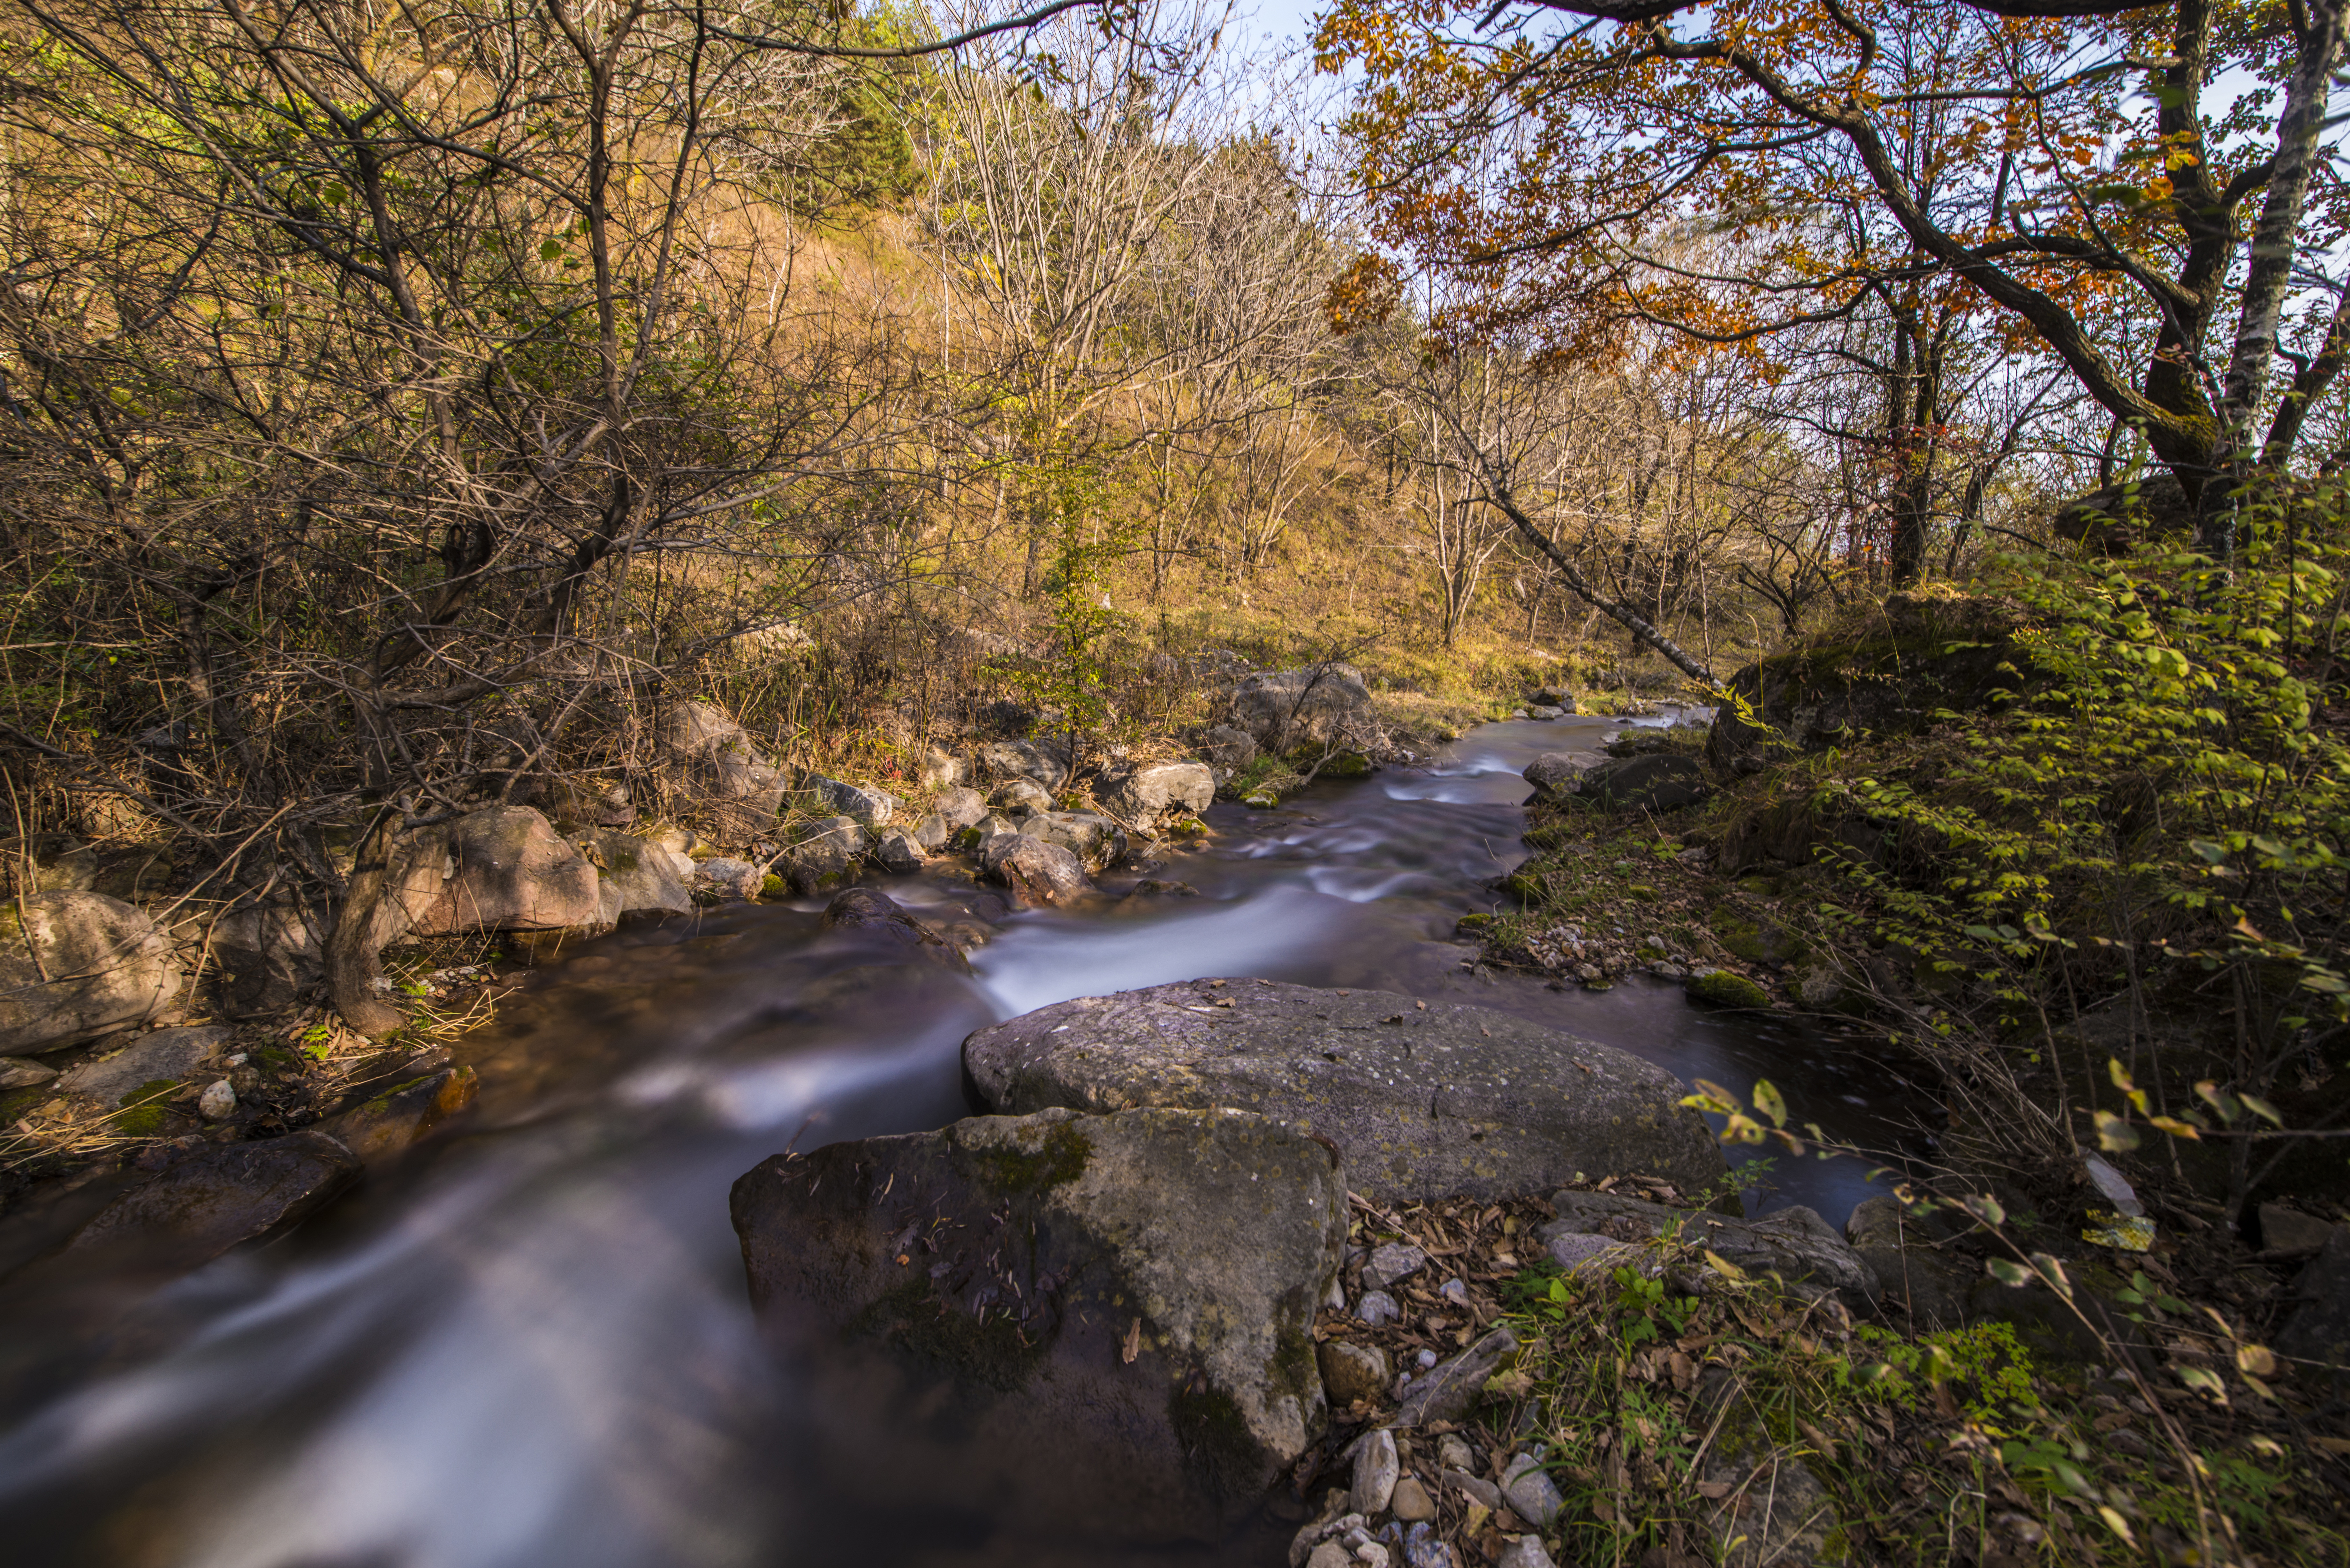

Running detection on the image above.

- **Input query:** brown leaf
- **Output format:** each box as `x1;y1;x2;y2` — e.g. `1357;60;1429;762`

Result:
1695;1480;1735;1500
1120;1317;1141;1365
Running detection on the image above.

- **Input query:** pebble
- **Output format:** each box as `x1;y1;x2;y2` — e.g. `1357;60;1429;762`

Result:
1390;1476;1436;1522
1362;1241;1428;1292
1355;1545;1391;1568
1307;1544;1353;1568
1500;1452;1565;1529
1414;1348;1437;1369
1437;1435;1476;1472
1401;1522;1449;1568
1325;1276;1349;1311
1356;1290;1400;1326
197;1079;237;1120
1438;1277;1469;1305
1494;1536;1558;1568
1351;1428;1398;1515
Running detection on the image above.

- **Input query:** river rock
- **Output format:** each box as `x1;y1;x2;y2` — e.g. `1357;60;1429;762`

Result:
580;828;693;922
912;813;952;853
730;1106;1344;1540
990;778;1054;816
1396;1324;1519;1427
819;888;966;969
964;981;1726;1206
58;1025;232;1105
655;701;787;841
1318;1339;1390;1406
1846;1194;1973;1327
0;892;183;1054
211;886;327;1017
1573;753;1709;811
871;828;924;873
68;1129;360;1268
1495;1536;1557;1568
388;806;603;936
1363;1241;1427;1292
197;1079;237;1119
1520;753;1588;795
1100;761;1214;823
977;737;1073;790
1220;664;1383;755
783;816;865;895
1500;1451;1564;1528
0;1056;56;1089
934;786;988;831
798;772;898;829
1026;810;1124;872
1351;1427;1399;1513
979;834;1092;906
694;856;763;902
318;1066;479;1165
1545;1191;1880;1313
1198;724;1258;775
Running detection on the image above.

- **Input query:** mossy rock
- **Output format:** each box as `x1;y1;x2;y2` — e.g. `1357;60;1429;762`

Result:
1502;871;1546;903
1688;971;1771;1008
1626;884;1658;903
1714;915;1807;966
1242;790;1279;810
1455;913;1494;934
759;874;786;898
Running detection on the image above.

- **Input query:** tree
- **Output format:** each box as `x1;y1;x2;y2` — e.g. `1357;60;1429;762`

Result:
1317;0;2350;553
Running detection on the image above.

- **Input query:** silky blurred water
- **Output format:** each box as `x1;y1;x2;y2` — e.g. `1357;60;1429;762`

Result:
0;716;1933;1568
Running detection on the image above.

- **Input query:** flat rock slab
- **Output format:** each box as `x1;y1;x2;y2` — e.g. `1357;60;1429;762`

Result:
730;1106;1343;1542
1545;1190;1880;1314
964;980;1726;1206
69;1130;360;1270
57;1025;232;1104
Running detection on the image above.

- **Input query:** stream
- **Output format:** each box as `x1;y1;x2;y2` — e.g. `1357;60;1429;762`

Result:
0;714;1934;1568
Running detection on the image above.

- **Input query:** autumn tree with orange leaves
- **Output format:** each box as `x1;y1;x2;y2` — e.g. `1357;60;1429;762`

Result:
1316;0;2350;570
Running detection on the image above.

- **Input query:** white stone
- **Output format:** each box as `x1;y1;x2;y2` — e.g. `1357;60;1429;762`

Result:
1351;1428;1398;1516
198;1079;237;1120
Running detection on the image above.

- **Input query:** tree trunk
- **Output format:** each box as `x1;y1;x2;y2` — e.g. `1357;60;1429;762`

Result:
325;806;411;1038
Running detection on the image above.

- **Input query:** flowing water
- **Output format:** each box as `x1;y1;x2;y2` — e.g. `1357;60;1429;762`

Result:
0;715;1934;1568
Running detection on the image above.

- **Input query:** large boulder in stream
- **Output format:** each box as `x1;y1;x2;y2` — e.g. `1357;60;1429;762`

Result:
387;805;603;936
730;1106;1344;1541
67;1130;360;1270
964;980;1726;1205
979;833;1091;906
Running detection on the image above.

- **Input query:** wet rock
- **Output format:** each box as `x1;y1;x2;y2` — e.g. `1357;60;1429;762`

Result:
58;1025;232;1104
69;1129;360;1268
1390;1476;1435;1522
1100;761;1214;823
319;1067;479;1165
1026;811;1125;873
1396;1324;1519;1427
580;828;693;922
1691;1368;1842;1566
1547;1191;1879;1314
730;1106;1344;1540
783;816;865;895
990;778;1055;816
965;981;1727;1206
0;1056;56;1090
871;829;924;874
1499;1451;1564;1528
655;701;786;841
1687;970;1770;1008
1319;1340;1390;1406
797;772;898;829
388;806;603;936
1363;1241;1427;1292
1351;1427;1399;1514
694;856;764;902
197;1080;236;1120
979;834;1092;907
2277;1226;2350;1374
1520;753;1588;795
211;886;328;1017
1356;1290;1400;1326
1220;665;1383;755
819;889;967;969
0;892;183;1054
977;737;1073;791
934;786;988;831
